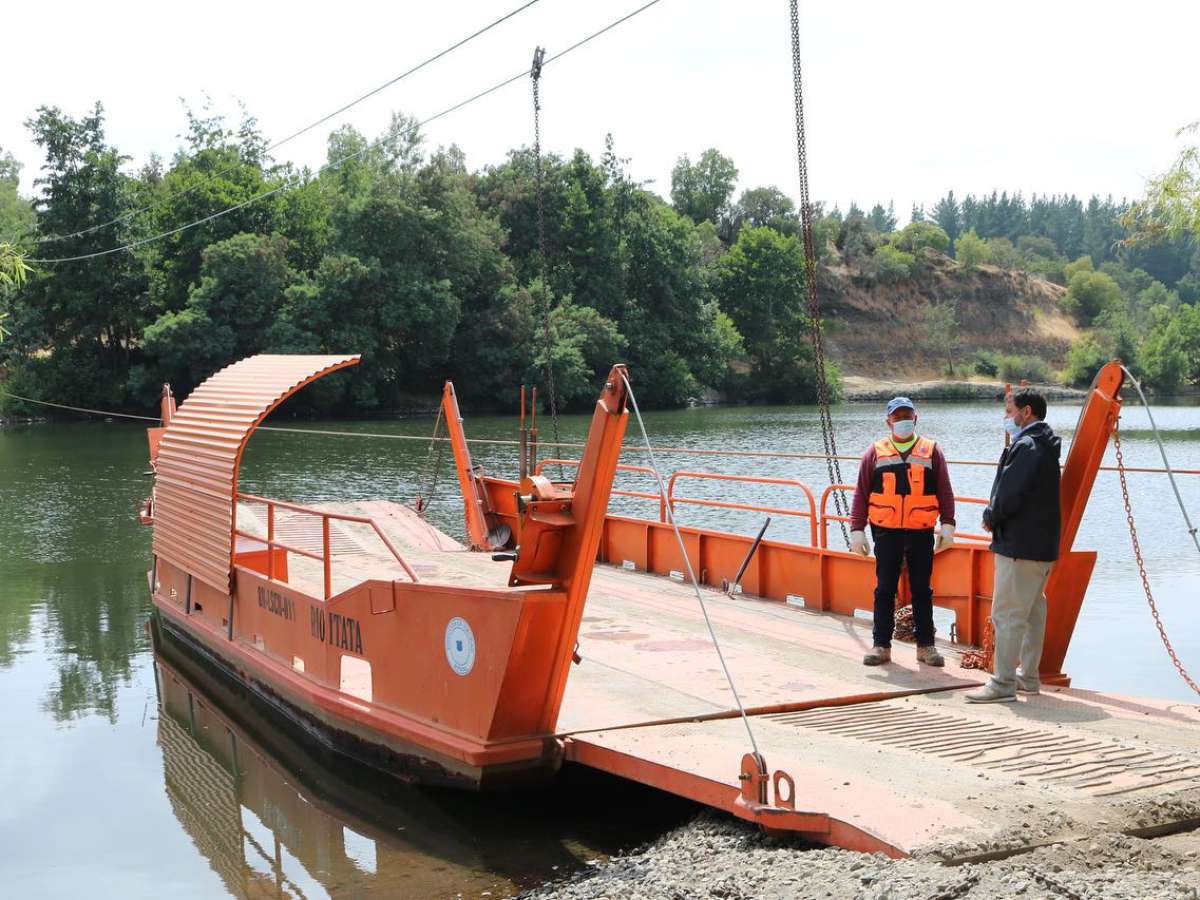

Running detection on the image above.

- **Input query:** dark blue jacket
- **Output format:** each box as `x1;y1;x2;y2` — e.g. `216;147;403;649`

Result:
982;421;1061;562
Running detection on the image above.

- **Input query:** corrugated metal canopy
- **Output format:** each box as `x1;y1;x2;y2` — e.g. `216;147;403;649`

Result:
153;354;361;593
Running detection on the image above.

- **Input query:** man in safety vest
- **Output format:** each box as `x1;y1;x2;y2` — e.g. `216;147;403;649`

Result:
850;396;956;667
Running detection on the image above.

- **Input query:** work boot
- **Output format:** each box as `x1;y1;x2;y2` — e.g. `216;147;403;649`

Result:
863;646;891;666
965;682;1017;703
917;645;945;667
1016;679;1040;695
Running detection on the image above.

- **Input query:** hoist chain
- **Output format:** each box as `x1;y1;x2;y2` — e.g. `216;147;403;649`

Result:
530;46;564;470
789;0;849;548
1114;422;1200;698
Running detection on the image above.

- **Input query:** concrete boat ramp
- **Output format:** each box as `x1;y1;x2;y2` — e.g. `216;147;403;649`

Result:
251;499;1200;859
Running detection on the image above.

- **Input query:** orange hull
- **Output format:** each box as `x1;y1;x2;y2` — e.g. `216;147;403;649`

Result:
146;357;632;789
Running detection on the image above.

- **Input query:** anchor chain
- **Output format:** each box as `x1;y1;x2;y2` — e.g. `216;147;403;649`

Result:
530;46;564;473
959;617;995;672
1114;422;1200;698
925;872;980;900
789;0;849;548
1023;866;1088;900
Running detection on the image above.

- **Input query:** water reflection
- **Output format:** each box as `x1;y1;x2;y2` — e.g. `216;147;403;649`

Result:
151;619;694;899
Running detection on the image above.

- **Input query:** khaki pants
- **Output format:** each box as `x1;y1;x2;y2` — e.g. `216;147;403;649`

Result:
989;554;1053;693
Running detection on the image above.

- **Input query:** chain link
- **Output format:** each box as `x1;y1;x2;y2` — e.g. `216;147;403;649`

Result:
1023;866;1089;900
530;47;564;474
925;871;980;900
789;0;849;548
1114;422;1200;697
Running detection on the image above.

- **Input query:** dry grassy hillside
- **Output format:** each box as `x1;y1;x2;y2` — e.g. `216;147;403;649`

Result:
820;251;1080;381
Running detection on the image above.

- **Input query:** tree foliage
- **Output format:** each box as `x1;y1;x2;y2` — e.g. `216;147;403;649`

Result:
670;148;738;226
954;229;989;271
710;226;829;402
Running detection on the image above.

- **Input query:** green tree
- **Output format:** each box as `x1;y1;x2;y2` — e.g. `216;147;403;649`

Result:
1064;333;1111;387
0;147;35;242
1124;121;1200;242
923;297;959;374
1062;268;1122;325
933;191;961;251
623;201;730;405
142;233;293;390
1139;304;1200;392
954;229;990;271
868;202;897;233
728;186;798;237
670;148;738;226
9;103;149;405
893;220;950;254
710;226;827;401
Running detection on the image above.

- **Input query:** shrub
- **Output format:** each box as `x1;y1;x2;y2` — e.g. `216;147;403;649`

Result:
986;237;1020;269
868;244;915;283
998;354;1052;383
972;350;1000;377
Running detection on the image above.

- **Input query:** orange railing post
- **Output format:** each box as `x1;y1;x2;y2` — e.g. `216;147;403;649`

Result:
266;502;275;580
322;516;332;599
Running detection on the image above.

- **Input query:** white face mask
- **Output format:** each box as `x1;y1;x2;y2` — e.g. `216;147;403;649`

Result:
1003;414;1022;439
892;419;916;440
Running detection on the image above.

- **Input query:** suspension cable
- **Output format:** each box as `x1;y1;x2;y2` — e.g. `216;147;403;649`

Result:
27;0;668;265
29;0;545;246
788;0;849;548
619;372;762;757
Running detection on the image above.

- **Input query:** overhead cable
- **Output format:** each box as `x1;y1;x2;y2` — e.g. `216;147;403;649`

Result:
28;0;666;265
3;388;1197;477
30;0;544;246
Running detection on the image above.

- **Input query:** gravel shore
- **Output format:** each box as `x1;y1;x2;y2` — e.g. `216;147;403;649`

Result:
523;807;1200;900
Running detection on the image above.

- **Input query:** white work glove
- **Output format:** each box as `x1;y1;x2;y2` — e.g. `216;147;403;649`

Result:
935;524;956;552
850;530;870;556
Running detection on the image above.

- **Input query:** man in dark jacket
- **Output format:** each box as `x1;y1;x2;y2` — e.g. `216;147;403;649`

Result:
966;388;1061;703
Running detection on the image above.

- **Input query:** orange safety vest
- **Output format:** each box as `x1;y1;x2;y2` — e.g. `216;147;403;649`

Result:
867;436;941;530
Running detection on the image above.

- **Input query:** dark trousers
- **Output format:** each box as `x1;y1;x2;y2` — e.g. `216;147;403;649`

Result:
870;527;935;648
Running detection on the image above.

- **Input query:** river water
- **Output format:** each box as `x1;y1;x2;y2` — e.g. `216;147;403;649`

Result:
1;398;1197;897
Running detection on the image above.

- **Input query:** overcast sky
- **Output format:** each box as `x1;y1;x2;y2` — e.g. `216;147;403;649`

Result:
2;0;1196;226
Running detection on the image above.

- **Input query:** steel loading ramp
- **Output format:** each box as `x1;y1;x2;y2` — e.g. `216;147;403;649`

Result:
565;688;1200;858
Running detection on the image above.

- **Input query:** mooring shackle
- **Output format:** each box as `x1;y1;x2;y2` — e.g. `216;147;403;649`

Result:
772;769;796;810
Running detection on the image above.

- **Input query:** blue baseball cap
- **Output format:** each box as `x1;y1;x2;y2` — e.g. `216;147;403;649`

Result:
886;396;916;415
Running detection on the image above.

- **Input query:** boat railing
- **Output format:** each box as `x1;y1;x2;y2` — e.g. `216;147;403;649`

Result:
817;484;991;548
535;460;820;544
236;492;419;599
535;459;666;518
666;471;819;547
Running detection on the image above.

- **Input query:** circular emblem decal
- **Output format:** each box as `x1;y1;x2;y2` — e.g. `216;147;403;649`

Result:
445;617;476;676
